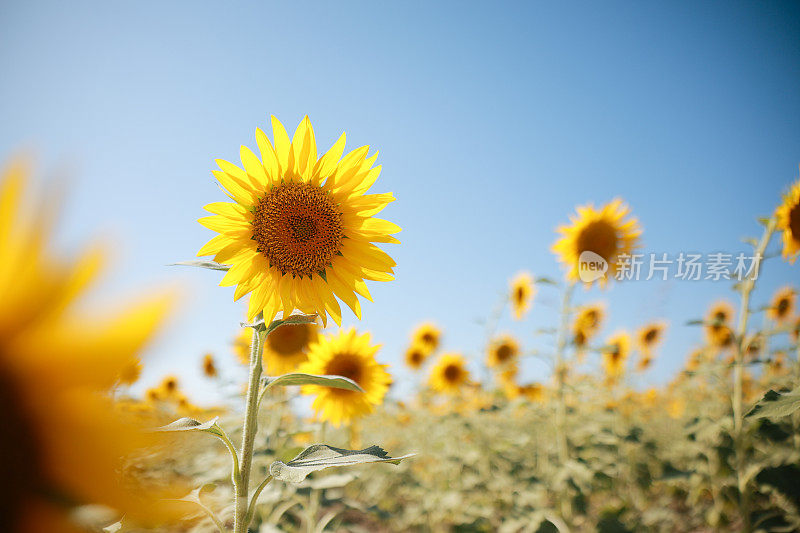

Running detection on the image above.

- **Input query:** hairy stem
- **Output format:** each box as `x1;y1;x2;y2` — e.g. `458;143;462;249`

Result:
554;281;575;521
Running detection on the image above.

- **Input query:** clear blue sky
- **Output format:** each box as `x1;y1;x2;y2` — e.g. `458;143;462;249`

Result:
1;1;798;403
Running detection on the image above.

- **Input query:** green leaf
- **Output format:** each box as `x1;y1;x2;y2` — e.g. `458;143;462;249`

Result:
244;313;318;333
170;260;230;271
534;276;558;285
262;373;363;393
156;416;220;433
269;444;415;483
746;388;800;419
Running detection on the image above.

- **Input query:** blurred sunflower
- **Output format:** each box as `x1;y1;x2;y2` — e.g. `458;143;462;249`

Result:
429;353;471;394
552;199;642;286
575;303;605;336
159;375;180;399
486;334;520;368
601;332;631;379
202;353;218;378
0;159;179;530
767;286;796;323
299;328;390;427
263;322;318;376
507;382;545;402
509;272;535;320
743;334;763;361
197;116;399;326
118;358;143;386
232;327;252;365
705;301;735;349
410;322;441;355
636;321;667;354
792;316;800;344
685;348;706;373
404;343;428;370
775;177;800;263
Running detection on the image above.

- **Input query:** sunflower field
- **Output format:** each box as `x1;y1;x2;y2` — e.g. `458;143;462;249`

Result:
2;3;800;533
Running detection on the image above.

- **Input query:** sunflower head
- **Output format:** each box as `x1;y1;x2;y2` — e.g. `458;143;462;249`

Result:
775;177;800;263
486;334;520;368
705;301;735;349
202;353;217;378
263;322;318;376
404;343;429;370
552;199;642;286
518;382;545;403
197;116;400;327
232;327;252;365
768;286;796;323
685;348;706;372
411;322;441;355
637;321;667;353
509;272;535;320
299;328;391;427
601;332;631;379
159;375;180;398
118;358;143;386
429;353;471;395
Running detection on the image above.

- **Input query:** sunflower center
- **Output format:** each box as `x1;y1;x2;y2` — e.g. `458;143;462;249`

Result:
776;298;789;316
789;202;800;240
267;324;311;356
251;182;344;277
644;329;657;343
496;345;513;362
444;364;462;382
515;287;525;303
577;220;618;261
325;353;364;386
409;350;423;364
421;332;436;345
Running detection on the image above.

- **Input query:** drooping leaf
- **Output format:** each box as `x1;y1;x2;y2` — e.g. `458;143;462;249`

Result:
156;417;220;432
170;260;230;271
746;388;800;420
269;444;414;483
262;373;363;393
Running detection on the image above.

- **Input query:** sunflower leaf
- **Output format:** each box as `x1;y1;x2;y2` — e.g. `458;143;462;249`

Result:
155;417;225;438
170;260;230;271
269;444;415;483
262;373;364;395
746;388;800;420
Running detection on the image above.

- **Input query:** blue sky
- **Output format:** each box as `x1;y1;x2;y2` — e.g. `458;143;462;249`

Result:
1;1;798;403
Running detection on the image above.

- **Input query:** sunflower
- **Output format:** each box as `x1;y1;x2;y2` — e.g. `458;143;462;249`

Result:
197;116;400;326
299;328;391;427
775;177;800;263
743;335;763;361
262;322;318;376
159;375;180;399
506;382;545;402
410;322;441;355
792;316;800;344
636;321;667;354
0;159;180;530
705;301;735;349
118;358;143;386
232;327;252;365
601;332;631;379
552;199;642;286
404;343;428;370
486;334;520;368
429;353;471;394
202;353;218;378
685;348;706;373
575;303;605;336
509;271;535;320
767;286;796;323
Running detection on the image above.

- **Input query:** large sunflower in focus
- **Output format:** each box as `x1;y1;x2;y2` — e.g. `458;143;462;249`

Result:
263;322;318;375
197;116;400;326
775;178;800;263
299;328;390;427
552;199;641;286
509;272;535;320
429;353;471;394
0;160;178;531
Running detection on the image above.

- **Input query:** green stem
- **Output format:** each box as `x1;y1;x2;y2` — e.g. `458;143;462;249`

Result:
244;475;273;527
234;315;265;533
554;281;575;521
732;218;775;532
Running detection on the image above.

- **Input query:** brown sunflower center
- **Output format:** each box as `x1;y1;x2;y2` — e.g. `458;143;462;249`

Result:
577;220;618;261
251;182;344;277
515;286;525;303
496;344;514;362
643;328;658;344
776;298;790;317
789;202;800;240
408;350;423;365
421;332;436;345
267;324;311;356
443;364;462;383
325;353;364;386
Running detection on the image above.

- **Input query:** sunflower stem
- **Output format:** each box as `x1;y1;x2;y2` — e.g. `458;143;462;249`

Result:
553;280;575;523
234;314;266;533
732;217;774;533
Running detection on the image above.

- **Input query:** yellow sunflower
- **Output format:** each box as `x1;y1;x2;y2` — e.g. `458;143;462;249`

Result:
202;353;218;378
429;353;471;394
767;286;796;323
506;382;545;402
705;301;735;349
299;328;391;427
232;326;252;365
775;177;800;263
552;199;642;286
636;321;667;354
575;303;605;336
404;343;429;370
118;358;143;386
262;322;318;376
792;316;800;344
486;334;520;368
509;271;535;320
159;375;180;399
0;159;180;530
410;322;441;355
197;116;399;326
601;331;631;379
